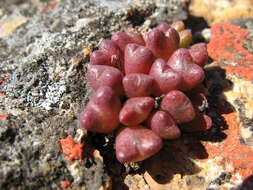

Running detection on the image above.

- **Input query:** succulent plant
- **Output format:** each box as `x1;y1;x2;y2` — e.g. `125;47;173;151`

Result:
80;21;212;163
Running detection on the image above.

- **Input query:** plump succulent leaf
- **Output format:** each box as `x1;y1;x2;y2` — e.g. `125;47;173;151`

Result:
160;90;196;124
146;29;177;61
112;30;145;51
189;43;208;67
87;65;124;96
124;43;155;74
79;86;121;133
171;20;185;32
147;110;181;139
167;48;205;91
179;29;192;48
165;27;180;48
156;22;171;33
115;126;163;163
123;73;154;97
149;58;182;96
90;50;111;66
99;39;124;71
119;97;155;126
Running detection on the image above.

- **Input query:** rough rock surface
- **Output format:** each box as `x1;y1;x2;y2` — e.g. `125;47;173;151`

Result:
189;0;253;25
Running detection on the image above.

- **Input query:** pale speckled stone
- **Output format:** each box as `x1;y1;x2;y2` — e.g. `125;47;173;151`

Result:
70;17;97;32
224;75;253;119
125;174;150;190
142;145;236;190
0;14;27;38
189;0;253;25
224;75;253;148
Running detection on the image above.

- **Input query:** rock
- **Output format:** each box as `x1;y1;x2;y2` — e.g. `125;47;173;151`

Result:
124;174;150;190
141;139;234;190
0;14;27;38
206;23;253;182
189;0;253;25
207;23;253;69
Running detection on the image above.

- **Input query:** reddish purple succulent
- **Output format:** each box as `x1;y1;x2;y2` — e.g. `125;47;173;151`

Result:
124;43;155;74
149;58;182;96
87;65;124;96
79;20;211;163
155;22;171;33
160;90;196;124
115;126;163;163
146;110;181;139
189;43;209;67
146;29;176;61
167;48;205;91
112;30;145;51
123;74;154;97
119;97;154;126
79;86;121;133
90;39;124;71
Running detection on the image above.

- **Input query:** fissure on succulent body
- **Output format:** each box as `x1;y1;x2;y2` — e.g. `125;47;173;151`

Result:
79;21;212;163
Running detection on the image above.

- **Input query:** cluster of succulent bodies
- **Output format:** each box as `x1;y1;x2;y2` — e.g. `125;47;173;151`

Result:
79;21;212;163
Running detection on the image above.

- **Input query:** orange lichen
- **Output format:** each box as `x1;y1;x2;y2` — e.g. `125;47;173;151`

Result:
205;22;253;180
82;48;92;57
60;180;71;189
0;93;5;96
207;23;253;80
223;65;253;81
59;136;84;161
203;113;253;180
0;113;8;120
42;2;58;14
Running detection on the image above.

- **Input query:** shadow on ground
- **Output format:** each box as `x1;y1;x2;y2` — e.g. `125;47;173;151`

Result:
240;175;253;190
